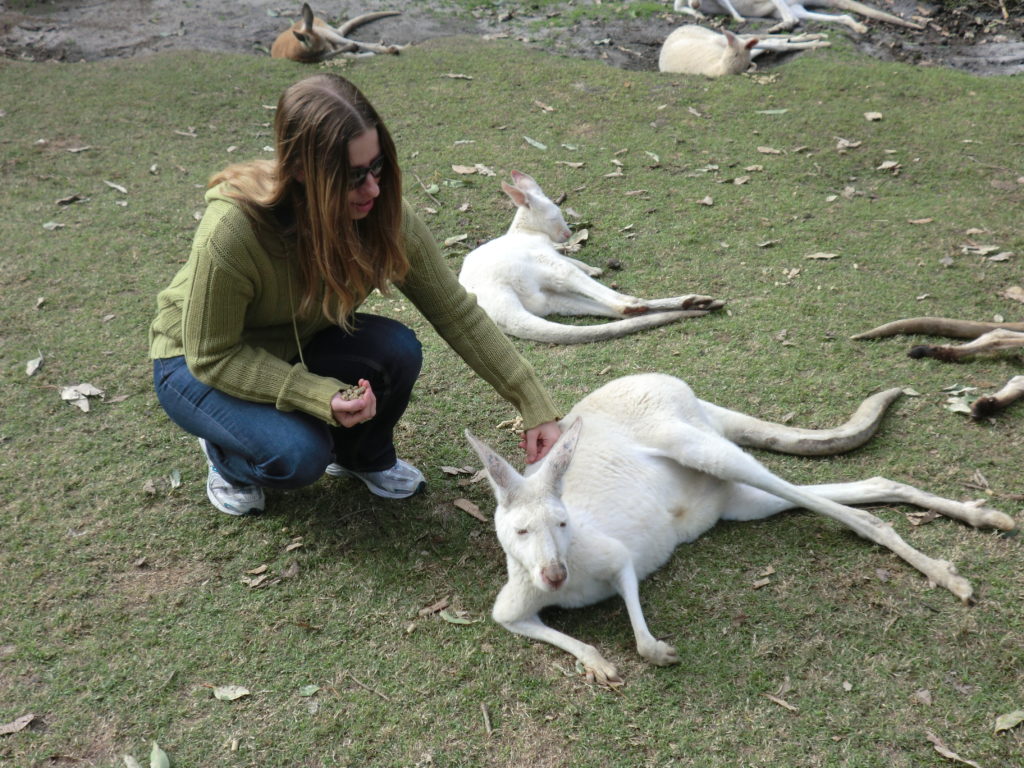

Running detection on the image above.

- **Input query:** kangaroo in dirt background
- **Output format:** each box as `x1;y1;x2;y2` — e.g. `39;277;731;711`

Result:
466;374;1015;685
672;0;923;34
658;24;830;76
458;171;723;344
270;3;404;61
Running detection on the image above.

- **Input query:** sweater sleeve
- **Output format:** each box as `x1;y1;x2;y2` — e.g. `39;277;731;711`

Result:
180;202;342;423
396;203;561;429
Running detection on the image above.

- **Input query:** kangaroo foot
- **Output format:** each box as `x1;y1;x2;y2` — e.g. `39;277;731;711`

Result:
681;295;724;311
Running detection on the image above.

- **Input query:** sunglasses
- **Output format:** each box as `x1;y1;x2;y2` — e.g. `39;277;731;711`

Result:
349;155;385;189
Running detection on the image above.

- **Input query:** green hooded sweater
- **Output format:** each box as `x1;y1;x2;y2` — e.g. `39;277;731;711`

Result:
149;184;560;428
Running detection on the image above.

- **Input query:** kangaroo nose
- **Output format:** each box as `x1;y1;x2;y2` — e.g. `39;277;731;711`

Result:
542;563;568;589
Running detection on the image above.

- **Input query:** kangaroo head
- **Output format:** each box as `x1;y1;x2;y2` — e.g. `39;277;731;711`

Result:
465;419;582;592
722;30;757;74
501;171;572;244
291;3;330;57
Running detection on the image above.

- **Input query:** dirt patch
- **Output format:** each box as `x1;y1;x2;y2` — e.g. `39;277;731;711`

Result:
1;0;1022;75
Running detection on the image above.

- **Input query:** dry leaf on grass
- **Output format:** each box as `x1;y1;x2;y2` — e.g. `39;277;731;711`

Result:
60;382;104;412
418;596;450;617
0;713;35;735
925;731;981;768
212;685;250;701
762;693;798;712
25;354;43;376
150;742;170;768
1000;285;1024;303
994;709;1024;733
453;497;487;522
805;252;839;260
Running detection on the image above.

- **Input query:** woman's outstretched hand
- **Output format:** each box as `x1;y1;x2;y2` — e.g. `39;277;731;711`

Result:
521;420;562;464
331;379;377;427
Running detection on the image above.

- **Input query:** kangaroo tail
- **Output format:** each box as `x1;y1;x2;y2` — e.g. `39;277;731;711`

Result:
828;0;924;29
700;387;903;456
851;317;1024;341
499;309;709;344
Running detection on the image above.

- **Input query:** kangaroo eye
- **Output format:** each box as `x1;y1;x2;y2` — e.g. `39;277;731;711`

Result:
516;529;528;535
558;522;567;528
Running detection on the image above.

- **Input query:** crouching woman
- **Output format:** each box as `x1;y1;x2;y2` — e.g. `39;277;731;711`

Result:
149;73;561;516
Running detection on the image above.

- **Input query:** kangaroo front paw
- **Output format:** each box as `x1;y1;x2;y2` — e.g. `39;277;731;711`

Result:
639;639;679;667
680;294;724;311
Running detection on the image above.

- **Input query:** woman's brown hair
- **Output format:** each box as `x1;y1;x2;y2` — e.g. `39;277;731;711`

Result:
209;73;407;330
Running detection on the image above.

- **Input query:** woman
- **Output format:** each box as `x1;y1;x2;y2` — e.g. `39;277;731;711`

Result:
149;73;561;516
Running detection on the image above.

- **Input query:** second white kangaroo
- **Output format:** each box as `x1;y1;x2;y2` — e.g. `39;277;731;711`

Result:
466;374;1015;685
658;24;830;77
458;171;723;344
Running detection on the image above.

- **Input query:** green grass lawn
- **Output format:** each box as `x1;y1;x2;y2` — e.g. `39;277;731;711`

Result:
1;34;1022;767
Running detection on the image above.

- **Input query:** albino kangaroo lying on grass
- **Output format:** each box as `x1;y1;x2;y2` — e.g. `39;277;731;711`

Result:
458;172;723;344
466;373;1015;685
270;3;404;62
672;0;923;34
658;24;829;77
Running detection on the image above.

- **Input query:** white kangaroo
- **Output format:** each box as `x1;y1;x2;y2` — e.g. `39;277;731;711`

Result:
658;24;830;77
458;171;723;344
270;3;404;62
672;0;923;34
466;374;1015;685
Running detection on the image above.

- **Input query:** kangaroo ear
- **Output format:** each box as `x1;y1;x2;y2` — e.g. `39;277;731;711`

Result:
511;170;540;192
744;37;759;50
539;418;581;492
501;180;529;209
300;2;315;29
465;429;523;505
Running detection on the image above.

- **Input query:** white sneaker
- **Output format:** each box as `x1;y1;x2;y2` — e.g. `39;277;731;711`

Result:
325;458;425;499
199;439;265;516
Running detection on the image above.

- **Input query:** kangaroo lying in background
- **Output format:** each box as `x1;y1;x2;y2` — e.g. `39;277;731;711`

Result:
672;0;923;34
466;373;1014;685
854;317;1024;418
458;172;723;344
659;24;829;77
270;3;404;62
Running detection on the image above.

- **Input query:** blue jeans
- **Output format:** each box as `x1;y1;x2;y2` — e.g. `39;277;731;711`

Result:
153;314;422;489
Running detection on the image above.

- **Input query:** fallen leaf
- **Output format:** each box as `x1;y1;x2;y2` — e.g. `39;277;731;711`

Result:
123;756;143;768
451;164;477;175
752;577;771;589
474;163;496;176
805;252;839;260
762;693;798;712
149;742;170;768
877;160;901;172
104;180;128;194
419;596;450;617
864;111;883;121
246;564;268;576
835;137;862;151
439;609;479;625
1000;286;1024;303
908;218;934;225
443;72;472;79
555;161;585;169
756;108;789;115
987;252;1013;262
56;193;84;206
42;221;65;231
925;731;981;768
912;688;933;706
994;709;1024;733
26;354;43;376
698;196;714;206
757;146;782;155
298;685;321;697
453;497;487;522
523;136;547;151
213;685;251;701
961;244;999;256
280;561;300;579
443;234;468;247
441;465;474;475
0;713;35;735
534;100;555;112
60;382;104;412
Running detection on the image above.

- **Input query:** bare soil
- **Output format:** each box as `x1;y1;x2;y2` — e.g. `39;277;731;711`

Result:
1;0;1022;76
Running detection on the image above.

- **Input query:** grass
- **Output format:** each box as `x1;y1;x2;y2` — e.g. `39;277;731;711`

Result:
1;29;1023;768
